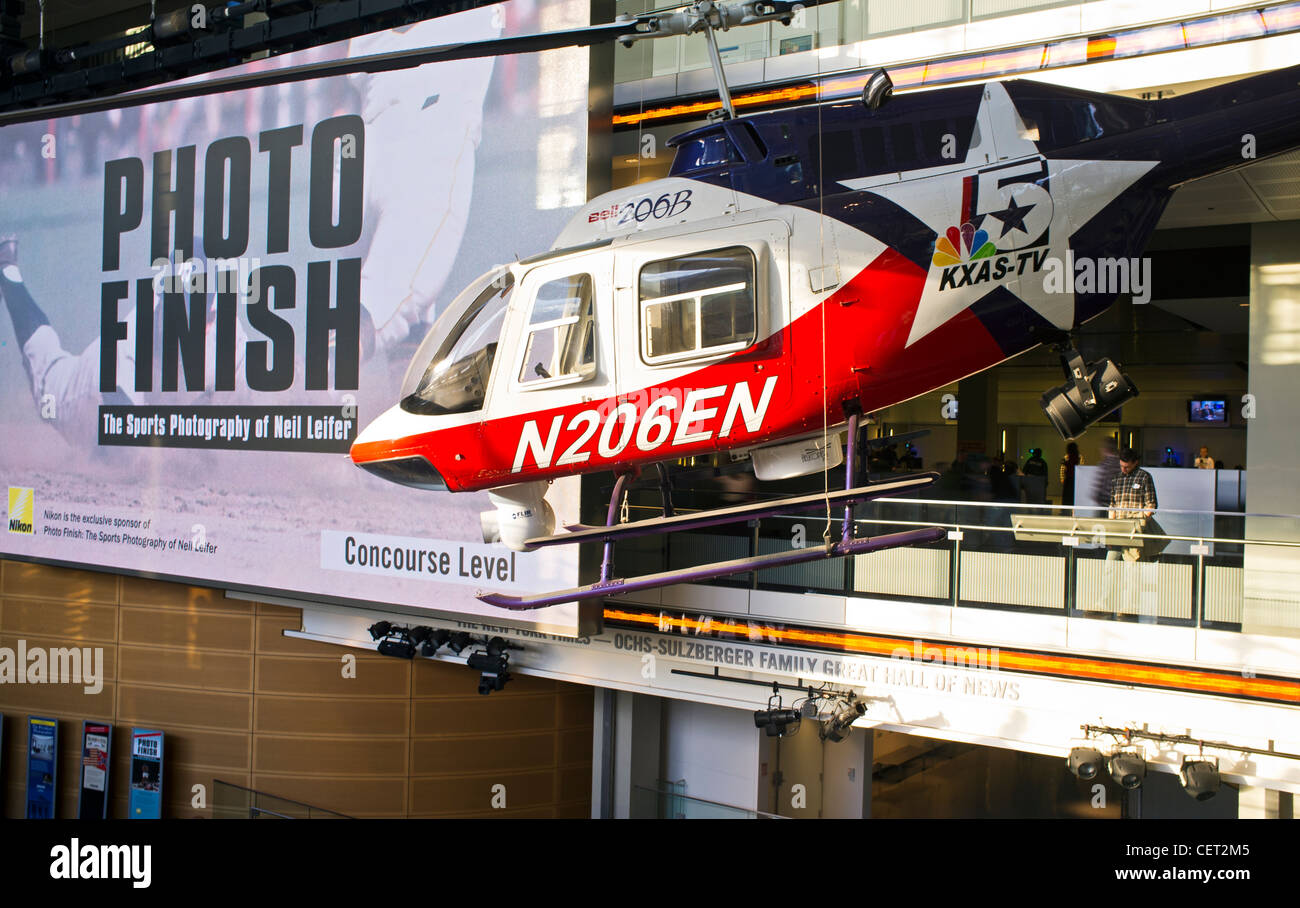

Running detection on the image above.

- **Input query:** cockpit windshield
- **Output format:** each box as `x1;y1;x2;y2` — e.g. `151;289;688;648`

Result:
401;268;514;415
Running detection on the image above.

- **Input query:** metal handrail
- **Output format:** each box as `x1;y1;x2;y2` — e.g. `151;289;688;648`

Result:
632;783;787;819
623;501;1298;548
211;779;352;819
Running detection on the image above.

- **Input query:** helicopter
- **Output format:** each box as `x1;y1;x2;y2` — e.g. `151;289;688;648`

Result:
8;1;1296;610
344;4;1300;609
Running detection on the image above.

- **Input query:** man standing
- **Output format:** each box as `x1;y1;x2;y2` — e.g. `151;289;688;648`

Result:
1101;448;1158;616
1194;446;1216;469
1107;448;1158;558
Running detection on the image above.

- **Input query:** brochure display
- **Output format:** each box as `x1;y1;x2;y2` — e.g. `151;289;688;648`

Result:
25;716;58;819
128;728;164;819
78;721;114;819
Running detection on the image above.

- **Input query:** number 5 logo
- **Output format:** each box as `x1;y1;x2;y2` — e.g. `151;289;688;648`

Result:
973;156;1053;251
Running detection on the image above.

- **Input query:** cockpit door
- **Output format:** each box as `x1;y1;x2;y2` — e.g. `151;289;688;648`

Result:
485;252;615;422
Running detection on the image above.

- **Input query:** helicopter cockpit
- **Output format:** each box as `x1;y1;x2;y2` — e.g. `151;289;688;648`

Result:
401;266;515;416
400;260;601;419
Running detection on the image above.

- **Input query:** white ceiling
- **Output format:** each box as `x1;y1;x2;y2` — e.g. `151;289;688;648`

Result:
1159;148;1300;229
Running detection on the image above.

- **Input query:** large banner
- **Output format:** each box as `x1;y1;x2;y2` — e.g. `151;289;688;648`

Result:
0;1;591;634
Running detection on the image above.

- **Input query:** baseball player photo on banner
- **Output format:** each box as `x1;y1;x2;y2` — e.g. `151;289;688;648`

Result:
0;0;591;634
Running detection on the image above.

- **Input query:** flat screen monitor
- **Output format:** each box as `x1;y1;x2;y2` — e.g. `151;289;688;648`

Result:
1188;399;1227;424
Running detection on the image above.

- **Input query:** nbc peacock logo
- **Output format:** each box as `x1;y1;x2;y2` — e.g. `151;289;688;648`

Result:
932;223;997;267
8;487;34;535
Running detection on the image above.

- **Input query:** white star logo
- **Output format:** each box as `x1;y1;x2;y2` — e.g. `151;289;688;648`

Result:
839;82;1158;347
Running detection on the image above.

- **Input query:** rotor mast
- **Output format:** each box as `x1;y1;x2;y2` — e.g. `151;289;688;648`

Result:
615;0;820;121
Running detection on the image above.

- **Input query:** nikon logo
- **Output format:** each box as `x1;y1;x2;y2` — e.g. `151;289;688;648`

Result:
7;487;34;535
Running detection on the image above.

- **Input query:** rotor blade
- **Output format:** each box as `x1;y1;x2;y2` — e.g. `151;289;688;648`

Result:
0;19;646;128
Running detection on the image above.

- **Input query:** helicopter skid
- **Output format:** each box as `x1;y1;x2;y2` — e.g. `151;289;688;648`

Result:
475;526;946;610
526;473;939;550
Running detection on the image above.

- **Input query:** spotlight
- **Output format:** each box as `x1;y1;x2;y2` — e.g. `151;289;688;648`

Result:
1041;354;1139;439
447;631;472;655
1068;746;1104;780
753;708;802;738
377;636;415;659
862;68;893;110
466;643;511;695
420;628;451;658
367;621;394;641
820;697;866;743
152;8;196;43
408;626;432;647
1108;751;1146;790
1180;758;1220;801
8;49;43;78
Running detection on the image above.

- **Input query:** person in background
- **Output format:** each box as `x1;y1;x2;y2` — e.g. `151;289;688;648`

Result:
1101;448;1159;615
1091;436;1121;511
1106;448;1158;548
880;443;899;471
1060;442;1083;508
1194;446;1216;469
1021;447;1048;503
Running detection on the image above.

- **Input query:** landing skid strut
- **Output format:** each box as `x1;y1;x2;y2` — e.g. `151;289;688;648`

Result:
475;414;947;610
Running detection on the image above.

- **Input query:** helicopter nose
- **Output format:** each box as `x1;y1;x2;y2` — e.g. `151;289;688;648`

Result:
350;404;408;458
350;405;448;491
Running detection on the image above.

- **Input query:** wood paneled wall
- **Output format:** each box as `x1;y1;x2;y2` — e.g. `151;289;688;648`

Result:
0;559;593;818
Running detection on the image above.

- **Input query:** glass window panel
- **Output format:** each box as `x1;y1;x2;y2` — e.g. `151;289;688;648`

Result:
401;269;513;415
645;298;697;359
866;0;964;36
640;246;755;363
701;287;754;348
639;247;753;299
519;273;596;385
530;273;591;324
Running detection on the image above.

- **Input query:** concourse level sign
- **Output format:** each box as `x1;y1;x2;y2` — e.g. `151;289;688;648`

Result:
128;729;164;819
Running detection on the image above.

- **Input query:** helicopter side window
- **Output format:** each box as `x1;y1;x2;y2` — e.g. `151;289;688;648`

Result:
400;270;513;415
639;247;756;365
518;273;596;386
669;133;741;174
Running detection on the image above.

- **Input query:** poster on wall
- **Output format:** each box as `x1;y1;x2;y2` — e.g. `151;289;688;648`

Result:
25;715;58;819
0;0;592;636
78;721;114;820
128;728;164;819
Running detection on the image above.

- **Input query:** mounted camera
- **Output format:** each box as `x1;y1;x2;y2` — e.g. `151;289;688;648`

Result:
1040;348;1138;439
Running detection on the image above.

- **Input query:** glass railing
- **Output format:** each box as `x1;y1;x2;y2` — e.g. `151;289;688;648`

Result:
211;780;352;819
630;782;787;818
614;481;1300;637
